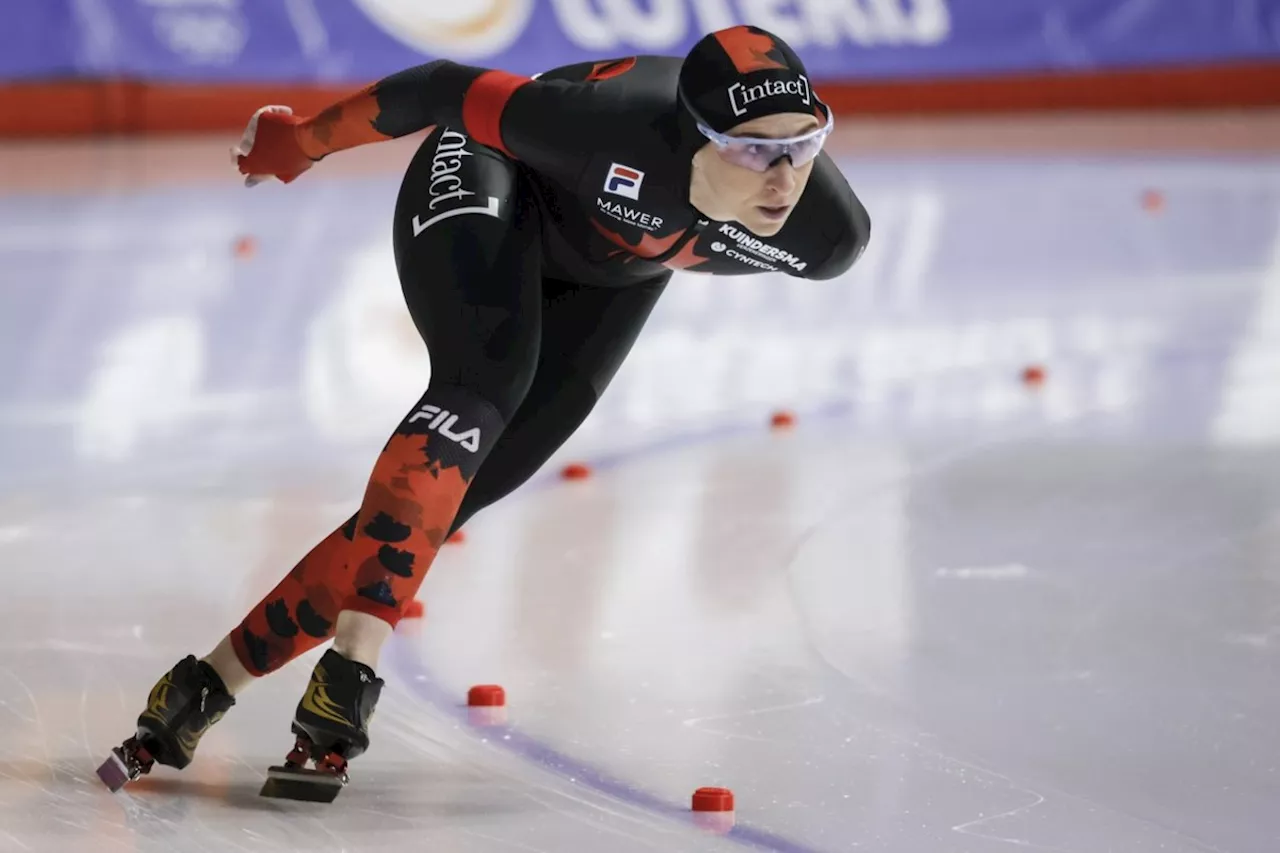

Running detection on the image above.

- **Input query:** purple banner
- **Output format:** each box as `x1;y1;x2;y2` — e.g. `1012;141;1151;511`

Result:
4;1;1280;85
0;0;79;79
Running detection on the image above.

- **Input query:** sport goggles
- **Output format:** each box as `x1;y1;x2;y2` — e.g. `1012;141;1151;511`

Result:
695;109;834;173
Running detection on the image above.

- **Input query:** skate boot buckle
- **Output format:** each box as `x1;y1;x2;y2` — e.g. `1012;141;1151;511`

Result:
260;734;350;803
96;737;157;793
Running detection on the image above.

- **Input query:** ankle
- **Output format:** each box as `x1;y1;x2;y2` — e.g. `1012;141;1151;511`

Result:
331;610;393;671
202;637;256;696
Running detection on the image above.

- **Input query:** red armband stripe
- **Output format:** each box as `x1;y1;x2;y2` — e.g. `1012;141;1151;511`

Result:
462;70;530;158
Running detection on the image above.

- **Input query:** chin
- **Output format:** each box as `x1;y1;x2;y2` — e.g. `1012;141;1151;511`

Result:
742;201;795;236
746;215;788;237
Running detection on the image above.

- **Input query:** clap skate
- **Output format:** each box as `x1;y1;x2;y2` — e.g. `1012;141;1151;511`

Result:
97;655;235;792
260;648;383;802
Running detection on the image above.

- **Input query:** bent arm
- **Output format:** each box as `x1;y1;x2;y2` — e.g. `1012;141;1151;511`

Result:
296;61;496;159
294;60;607;184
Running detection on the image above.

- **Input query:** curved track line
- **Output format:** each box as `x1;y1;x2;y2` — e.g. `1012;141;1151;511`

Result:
388;406;853;852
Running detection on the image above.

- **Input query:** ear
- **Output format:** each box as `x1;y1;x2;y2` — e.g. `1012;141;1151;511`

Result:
691;143;716;170
689;147;705;174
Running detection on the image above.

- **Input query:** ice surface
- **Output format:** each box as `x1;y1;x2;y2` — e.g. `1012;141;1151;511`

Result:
1;128;1279;851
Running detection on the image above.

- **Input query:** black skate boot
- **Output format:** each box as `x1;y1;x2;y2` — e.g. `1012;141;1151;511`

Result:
260;648;383;802
97;655;235;792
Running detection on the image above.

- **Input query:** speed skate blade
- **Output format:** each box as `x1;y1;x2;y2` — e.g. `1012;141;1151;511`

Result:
259;765;345;803
96;749;132;793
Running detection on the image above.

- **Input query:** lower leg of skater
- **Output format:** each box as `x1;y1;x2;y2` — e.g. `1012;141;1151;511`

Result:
206;512;360;688
327;385;508;661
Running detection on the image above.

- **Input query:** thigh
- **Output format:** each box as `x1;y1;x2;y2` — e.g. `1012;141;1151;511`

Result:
449;274;670;531
392;127;544;419
538;273;671;398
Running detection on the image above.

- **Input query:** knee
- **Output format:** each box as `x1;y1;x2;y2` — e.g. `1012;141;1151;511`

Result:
528;359;600;426
447;371;599;533
400;384;514;480
450;364;535;425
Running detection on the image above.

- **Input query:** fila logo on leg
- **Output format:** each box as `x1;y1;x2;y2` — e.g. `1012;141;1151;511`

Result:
407;405;482;452
604;163;644;200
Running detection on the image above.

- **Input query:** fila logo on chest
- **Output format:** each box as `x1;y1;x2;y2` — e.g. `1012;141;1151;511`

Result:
604;163;644;200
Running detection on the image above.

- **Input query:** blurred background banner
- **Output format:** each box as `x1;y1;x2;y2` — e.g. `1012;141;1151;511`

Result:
4;0;1280;85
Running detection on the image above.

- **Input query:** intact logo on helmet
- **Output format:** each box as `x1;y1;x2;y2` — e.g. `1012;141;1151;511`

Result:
728;75;811;117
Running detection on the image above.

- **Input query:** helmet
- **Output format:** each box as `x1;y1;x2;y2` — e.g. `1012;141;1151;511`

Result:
678;25;830;135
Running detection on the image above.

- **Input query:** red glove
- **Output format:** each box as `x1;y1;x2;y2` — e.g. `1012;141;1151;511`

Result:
231;106;316;187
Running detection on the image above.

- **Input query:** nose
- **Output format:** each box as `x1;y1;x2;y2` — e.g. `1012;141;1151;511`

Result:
764;158;797;196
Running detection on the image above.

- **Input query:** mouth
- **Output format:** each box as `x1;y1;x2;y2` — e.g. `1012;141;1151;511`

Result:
757;204;791;221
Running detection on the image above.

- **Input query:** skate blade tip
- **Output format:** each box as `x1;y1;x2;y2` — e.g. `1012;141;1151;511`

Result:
260;766;346;803
95;752;131;793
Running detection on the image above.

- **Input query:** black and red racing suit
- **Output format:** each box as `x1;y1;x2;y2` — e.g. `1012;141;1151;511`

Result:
226;54;871;671
296;54;870;286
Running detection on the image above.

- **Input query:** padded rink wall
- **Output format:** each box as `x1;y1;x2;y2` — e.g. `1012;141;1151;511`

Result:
2;0;1280;138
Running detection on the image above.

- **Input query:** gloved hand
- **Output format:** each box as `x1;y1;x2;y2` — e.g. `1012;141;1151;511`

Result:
230;106;317;187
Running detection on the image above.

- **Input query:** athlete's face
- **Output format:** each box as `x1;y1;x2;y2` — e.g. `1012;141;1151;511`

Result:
690;112;821;237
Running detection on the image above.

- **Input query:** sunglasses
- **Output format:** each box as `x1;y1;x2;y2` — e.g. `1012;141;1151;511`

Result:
695;109;834;173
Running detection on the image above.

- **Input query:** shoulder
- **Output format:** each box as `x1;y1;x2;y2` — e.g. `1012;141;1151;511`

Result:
528;56;681;124
794;153;871;281
535;55;680;90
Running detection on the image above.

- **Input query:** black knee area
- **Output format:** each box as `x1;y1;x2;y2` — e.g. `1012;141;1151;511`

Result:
450;367;600;533
525;359;601;422
396;384;510;481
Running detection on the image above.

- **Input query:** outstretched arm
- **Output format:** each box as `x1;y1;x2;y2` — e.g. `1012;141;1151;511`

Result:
235;61;512;183
235;60;610;186
293;61;498;158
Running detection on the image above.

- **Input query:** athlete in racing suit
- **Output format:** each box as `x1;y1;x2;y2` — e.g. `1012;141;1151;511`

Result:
97;26;871;796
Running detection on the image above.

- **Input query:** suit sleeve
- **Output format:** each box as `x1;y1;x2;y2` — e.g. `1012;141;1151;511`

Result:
806;185;872;281
460;70;613;184
295;60;603;184
293;61;478;158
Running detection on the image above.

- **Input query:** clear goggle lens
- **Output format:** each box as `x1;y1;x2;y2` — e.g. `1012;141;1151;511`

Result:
697;111;834;173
